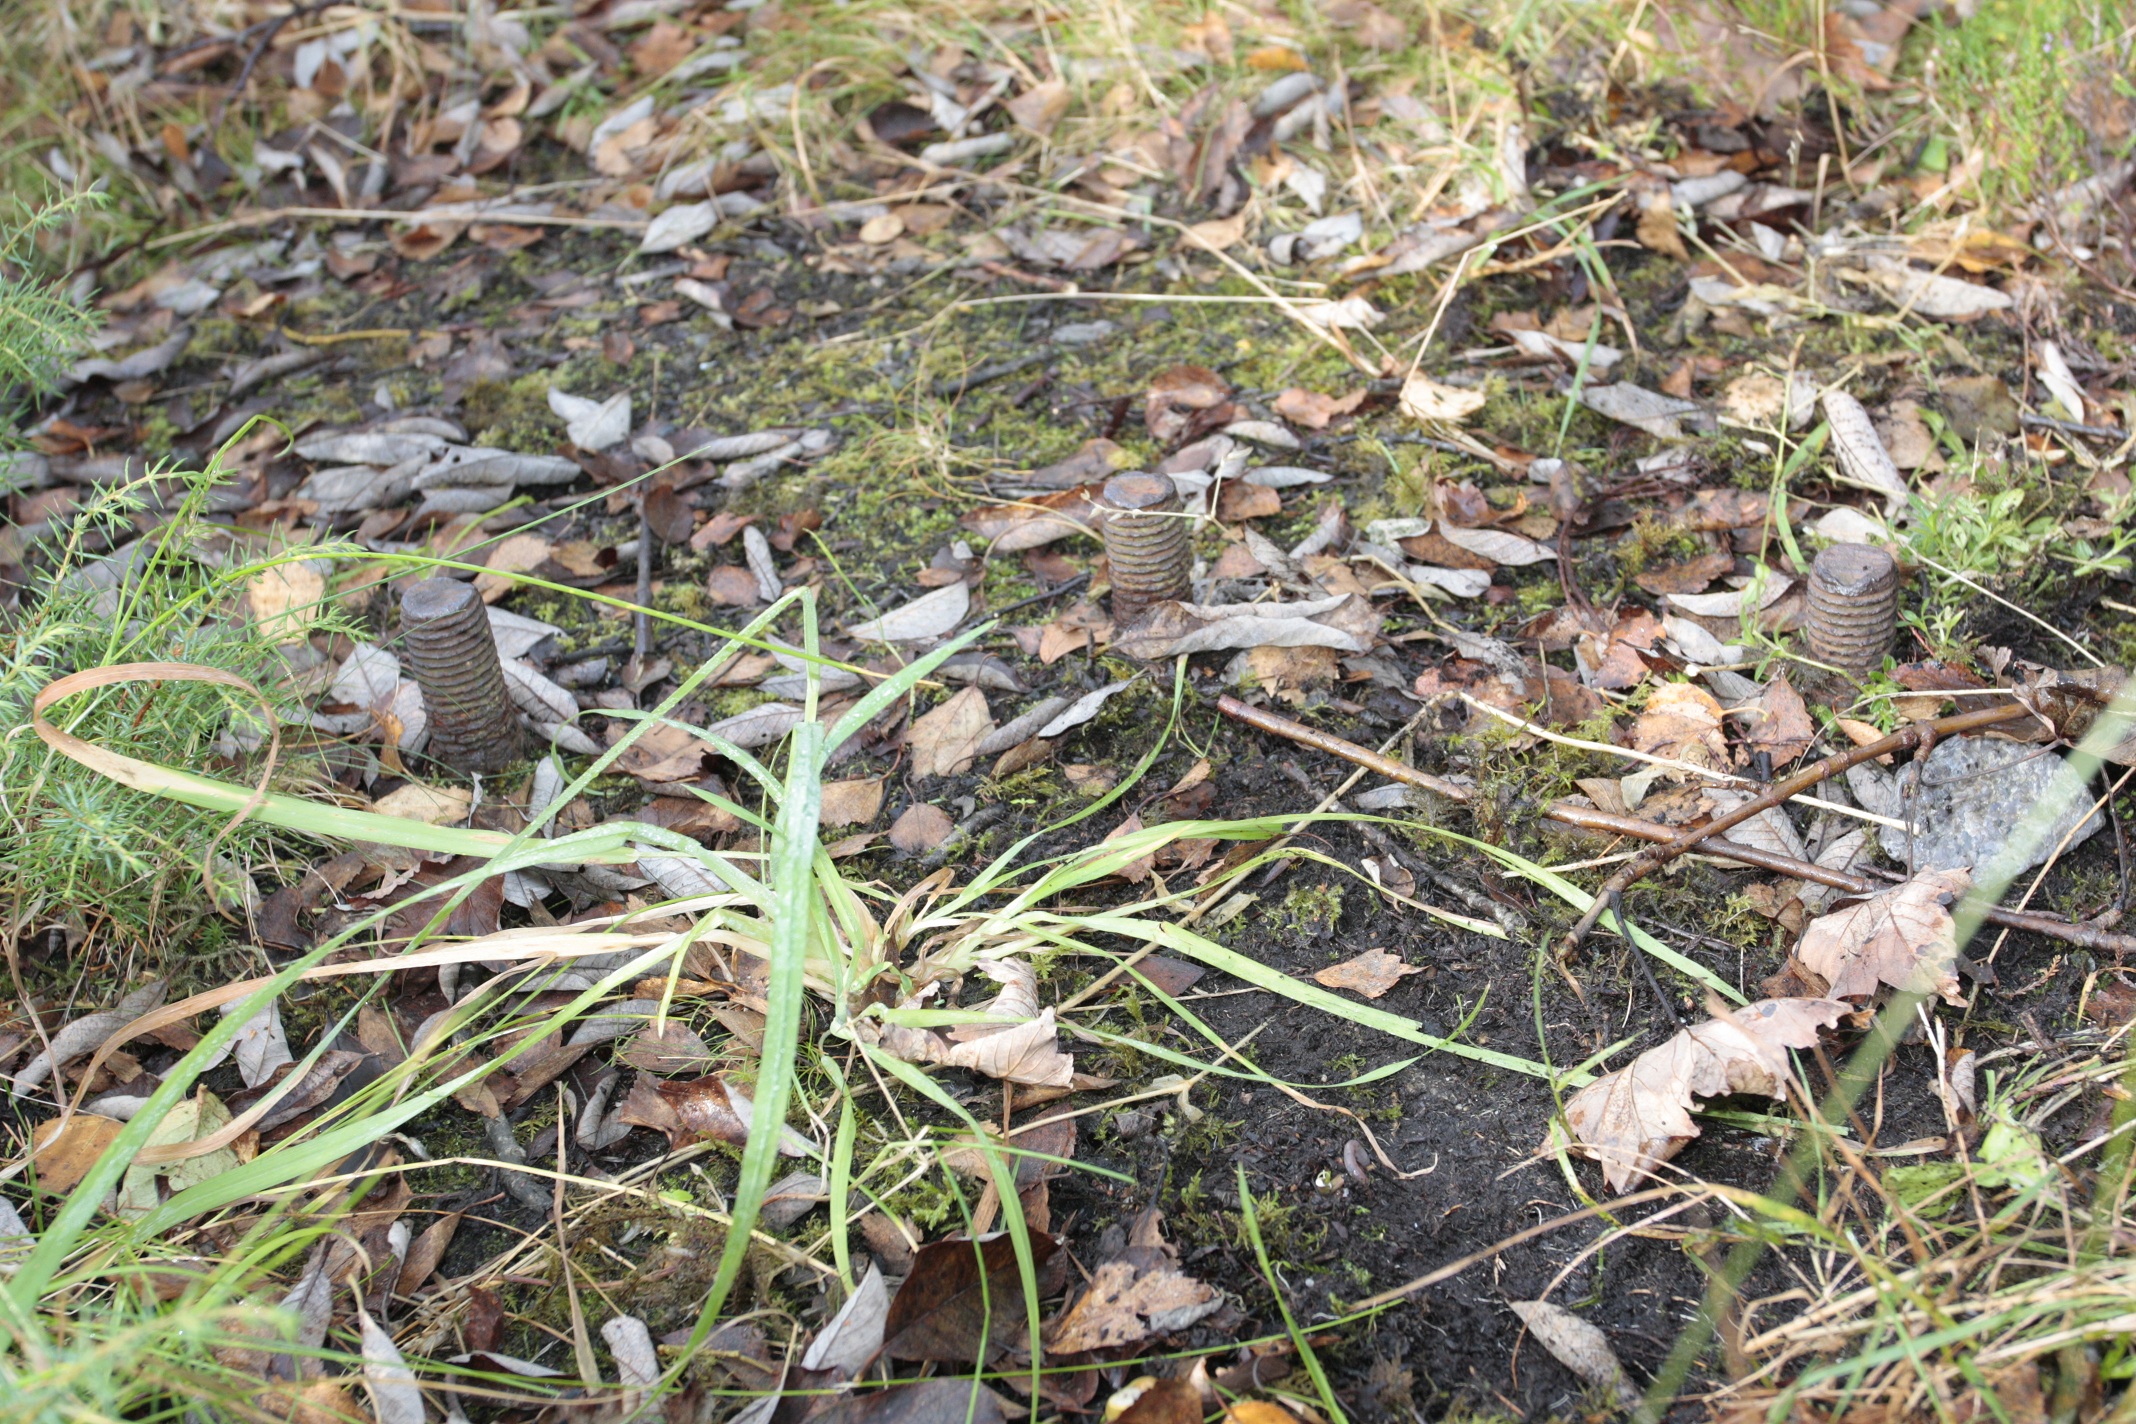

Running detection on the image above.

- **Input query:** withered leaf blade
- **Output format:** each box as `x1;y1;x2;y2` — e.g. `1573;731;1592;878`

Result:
615;1072;811;1155
881;1233;1059;1361
1796;868;1970;1004
1043;1247;1219;1353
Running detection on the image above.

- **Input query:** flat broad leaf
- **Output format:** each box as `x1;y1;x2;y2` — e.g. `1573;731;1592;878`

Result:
1560;997;1849;1191
359;1301;426;1424
1631;681;1729;772
1507;1301;1637;1407
890;803;955;853
1398;374;1487;424
909;687;993;779
1796;868;1970;1004
1044;1252;1218;1353
548;389;631;452
820;777;886;827
1436;525;1553;566
801;1263;890;1374
617;1073;811;1155
1821;390;1911;516
848;583;970;642
882;1233;1058;1361
1312;948;1423;999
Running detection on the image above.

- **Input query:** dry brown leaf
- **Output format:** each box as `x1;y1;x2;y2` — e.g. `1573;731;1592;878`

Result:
1635;190;1689;260
1182;211;1250;251
30;1113;125;1193
1007;80;1070;136
820;777;885;828
945;1011;1074;1087
1146;364;1231;443
1312;948;1422;999
616;1073;809;1154
248;564;324;643
890;803;955;853
371;782;473;824
909;686;993;779
1796;868;1970;1004
618;1021;716;1075
1632;682;1729;773
1561;997;1849;1191
1044;1254;1219;1352
1507;1301;1638;1407
1272;386;1366;429
1742;673;1814;764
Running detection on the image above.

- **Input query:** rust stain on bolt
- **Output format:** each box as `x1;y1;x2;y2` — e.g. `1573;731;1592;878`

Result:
1101;472;1192;628
1806;542;1900;675
400;577;523;774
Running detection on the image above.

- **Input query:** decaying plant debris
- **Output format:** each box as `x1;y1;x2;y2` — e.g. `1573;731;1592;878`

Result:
3;0;2136;1420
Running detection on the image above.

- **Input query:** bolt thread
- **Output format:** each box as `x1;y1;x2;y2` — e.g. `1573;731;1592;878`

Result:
1805;543;1900;674
401;578;523;774
1102;474;1192;626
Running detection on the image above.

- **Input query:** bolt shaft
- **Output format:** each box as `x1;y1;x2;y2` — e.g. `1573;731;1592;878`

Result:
1805;543;1900;675
1101;473;1192;627
400;578;522;774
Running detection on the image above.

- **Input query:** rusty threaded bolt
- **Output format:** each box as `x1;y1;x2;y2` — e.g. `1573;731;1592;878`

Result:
1102;473;1192;627
1805;542;1900;675
400;578;523;774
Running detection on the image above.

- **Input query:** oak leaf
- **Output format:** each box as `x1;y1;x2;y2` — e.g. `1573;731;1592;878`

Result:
1561;998;1849;1191
1795;868;1969;1004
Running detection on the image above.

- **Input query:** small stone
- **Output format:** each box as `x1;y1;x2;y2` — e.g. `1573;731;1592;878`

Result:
1897;735;2102;875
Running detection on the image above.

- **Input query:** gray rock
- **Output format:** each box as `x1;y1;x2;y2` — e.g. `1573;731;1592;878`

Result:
1897;735;2102;874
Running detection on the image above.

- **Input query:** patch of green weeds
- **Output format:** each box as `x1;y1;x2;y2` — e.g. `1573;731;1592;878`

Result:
1272;881;1345;947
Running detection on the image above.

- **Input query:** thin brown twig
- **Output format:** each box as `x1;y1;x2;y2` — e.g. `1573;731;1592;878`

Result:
1213;696;2136;957
1554;704;2040;957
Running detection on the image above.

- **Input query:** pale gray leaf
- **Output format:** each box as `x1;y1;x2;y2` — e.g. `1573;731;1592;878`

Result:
1038;681;1133;739
641;200;720;253
1507;1300;1638;1407
222;996;292;1089
800;1263;889;1374
360;1303;428;1424
846;583;969;642
601;1315;660;1386
548;390;632;453
1579;383;1703;439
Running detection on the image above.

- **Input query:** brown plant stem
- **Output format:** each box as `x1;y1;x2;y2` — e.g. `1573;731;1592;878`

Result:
1214;696;2136;958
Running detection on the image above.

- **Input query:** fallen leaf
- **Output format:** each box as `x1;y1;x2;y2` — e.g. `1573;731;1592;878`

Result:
1634;550;1735;596
1796;868;1971;1004
1741;673;1814;764
616;1073;811;1154
359;1300;426;1424
1580;382;1705;439
909;687;994;779
372;782;474;824
1273;386;1366;429
1114;1378;1204;1424
890;803;955;853
882;1233;1059;1361
618;1021;716;1075
1146;364;1231;443
1631;682;1729;772
801;1263;892;1375
821;777;885;828
1859;256;2014;319
810;1380;1009;1424
1398;374;1487;424
1822;390;1911;516
1507;1301;1638;1407
1006;80;1070;136
1045;1235;1219;1352
1560;998;1850;1191
1437;525;1553;566
1037;680;1133;738
1312;948;1422;999
849;583;970;642
30;1113;125;1193
548;389;632;452
944;1010;1075;1087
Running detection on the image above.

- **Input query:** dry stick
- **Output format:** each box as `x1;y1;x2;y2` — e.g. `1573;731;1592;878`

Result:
1214;697;2136;958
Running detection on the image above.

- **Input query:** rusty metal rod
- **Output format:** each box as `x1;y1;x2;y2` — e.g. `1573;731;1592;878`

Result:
1215;694;2136;957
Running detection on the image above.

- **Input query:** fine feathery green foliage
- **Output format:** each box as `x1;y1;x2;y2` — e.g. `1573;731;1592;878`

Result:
0;192;97;422
0;466;346;937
